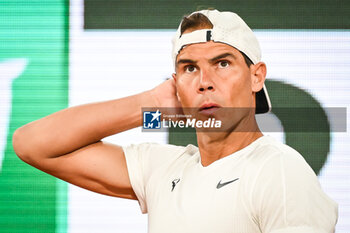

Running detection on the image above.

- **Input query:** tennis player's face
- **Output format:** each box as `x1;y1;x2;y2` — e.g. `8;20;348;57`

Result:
173;41;263;120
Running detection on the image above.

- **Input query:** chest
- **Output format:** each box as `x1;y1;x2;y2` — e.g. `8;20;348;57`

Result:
145;161;255;233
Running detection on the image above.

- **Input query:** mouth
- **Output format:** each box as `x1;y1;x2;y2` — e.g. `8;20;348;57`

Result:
199;103;221;115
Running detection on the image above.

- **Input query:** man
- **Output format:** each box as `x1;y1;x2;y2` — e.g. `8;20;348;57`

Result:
13;9;337;233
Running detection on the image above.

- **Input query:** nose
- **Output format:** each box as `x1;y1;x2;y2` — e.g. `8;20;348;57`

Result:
198;68;215;93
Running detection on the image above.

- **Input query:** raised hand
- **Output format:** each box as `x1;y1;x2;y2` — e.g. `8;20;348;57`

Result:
150;78;182;109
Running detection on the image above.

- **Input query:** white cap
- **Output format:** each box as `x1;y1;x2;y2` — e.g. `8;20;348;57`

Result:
171;9;271;114
172;9;261;64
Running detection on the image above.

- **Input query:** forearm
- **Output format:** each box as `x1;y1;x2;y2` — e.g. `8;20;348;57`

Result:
13;90;155;160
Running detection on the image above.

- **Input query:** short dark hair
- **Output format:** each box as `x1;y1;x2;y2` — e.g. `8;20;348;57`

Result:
180;13;213;35
180;13;253;67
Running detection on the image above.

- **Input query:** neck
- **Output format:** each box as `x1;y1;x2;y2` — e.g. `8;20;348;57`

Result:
196;117;263;167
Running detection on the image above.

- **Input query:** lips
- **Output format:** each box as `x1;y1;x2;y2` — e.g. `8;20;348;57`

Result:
199;103;221;115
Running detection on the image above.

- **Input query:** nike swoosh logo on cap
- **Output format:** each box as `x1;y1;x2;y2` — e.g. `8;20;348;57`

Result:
216;178;239;189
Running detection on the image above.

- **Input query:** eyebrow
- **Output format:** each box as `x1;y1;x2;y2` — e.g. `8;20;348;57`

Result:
176;59;197;67
176;52;236;67
209;52;236;63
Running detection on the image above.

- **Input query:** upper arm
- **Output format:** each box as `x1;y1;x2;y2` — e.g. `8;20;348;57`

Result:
29;141;137;200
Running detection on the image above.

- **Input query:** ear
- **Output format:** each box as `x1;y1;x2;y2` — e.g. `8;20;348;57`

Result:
172;73;177;82
172;73;181;102
250;62;267;93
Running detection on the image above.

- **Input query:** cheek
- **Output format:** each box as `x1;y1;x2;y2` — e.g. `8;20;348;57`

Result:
176;73;198;92
217;68;246;90
175;79;193;106
220;70;253;105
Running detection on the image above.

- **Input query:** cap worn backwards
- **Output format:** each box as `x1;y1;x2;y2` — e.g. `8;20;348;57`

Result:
172;9;261;65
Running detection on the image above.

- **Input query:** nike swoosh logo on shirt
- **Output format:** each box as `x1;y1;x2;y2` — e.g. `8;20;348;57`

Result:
216;178;239;189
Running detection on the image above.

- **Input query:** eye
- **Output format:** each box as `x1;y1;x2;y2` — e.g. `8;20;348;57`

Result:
218;60;230;68
185;65;197;73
